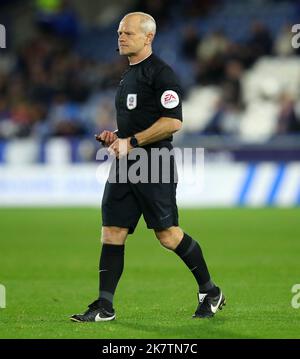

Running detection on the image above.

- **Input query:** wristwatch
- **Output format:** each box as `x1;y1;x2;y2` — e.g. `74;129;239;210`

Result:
129;136;139;148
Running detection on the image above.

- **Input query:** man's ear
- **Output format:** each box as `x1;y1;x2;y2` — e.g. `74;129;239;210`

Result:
145;32;154;45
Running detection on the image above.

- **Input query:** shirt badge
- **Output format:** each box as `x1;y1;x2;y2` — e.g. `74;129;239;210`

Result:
127;94;137;110
161;90;179;109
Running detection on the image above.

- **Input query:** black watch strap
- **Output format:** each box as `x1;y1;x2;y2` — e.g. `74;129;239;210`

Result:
130;136;139;148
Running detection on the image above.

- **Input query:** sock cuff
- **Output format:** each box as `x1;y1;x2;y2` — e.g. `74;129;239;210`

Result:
174;233;194;257
102;243;125;255
99;290;114;303
199;280;215;293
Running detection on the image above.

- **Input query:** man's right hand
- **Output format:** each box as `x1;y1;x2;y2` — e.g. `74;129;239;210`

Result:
95;131;118;147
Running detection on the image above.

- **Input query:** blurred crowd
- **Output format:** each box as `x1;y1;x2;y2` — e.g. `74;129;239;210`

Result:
180;19;300;136
0;0;128;140
0;31;126;139
0;0;300;142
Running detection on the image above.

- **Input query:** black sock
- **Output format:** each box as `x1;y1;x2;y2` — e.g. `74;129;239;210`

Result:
174;233;218;295
98;243;125;311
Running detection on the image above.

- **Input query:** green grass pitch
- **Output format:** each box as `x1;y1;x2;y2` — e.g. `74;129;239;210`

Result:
0;208;300;339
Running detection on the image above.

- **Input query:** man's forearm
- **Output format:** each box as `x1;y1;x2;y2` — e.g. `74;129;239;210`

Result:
135;117;182;146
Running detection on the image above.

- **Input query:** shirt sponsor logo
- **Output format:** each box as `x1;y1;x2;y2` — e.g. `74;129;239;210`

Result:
161;90;179;109
127;94;137;110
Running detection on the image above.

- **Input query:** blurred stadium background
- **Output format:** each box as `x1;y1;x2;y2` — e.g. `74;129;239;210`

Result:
0;0;300;339
0;0;300;206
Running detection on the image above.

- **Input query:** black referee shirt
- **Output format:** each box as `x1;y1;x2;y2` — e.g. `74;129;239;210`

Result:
115;54;183;145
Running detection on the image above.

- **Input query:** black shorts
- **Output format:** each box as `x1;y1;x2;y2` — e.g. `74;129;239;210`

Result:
101;144;179;234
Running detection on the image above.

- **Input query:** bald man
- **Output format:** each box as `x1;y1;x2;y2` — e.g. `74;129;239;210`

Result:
71;12;225;322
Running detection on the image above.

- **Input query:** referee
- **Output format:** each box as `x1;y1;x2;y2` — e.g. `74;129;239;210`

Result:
71;12;225;322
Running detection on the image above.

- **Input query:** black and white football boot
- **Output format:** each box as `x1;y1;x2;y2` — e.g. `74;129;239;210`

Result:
70;300;116;322
193;287;226;318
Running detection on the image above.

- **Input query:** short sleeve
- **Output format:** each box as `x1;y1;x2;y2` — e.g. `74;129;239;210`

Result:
154;66;183;121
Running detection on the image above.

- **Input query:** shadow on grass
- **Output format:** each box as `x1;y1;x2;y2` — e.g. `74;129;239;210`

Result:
112;317;256;339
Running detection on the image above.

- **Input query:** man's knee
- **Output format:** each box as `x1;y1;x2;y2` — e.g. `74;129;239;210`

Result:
101;226;128;245
154;226;184;250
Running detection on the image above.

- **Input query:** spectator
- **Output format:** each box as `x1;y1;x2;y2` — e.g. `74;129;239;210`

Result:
196;30;229;84
93;97;116;135
274;24;295;56
197;30;229;62
47;94;87;137
221;60;244;109
276;93;300;135
181;25;201;61
247;21;273;64
202;60;244;136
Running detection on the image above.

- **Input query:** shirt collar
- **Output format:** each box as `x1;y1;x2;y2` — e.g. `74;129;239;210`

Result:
129;52;152;66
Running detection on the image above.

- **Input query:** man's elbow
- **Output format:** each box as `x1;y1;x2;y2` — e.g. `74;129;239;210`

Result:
172;119;182;132
170;118;182;133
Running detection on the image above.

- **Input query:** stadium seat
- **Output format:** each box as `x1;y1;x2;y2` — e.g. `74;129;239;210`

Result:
183;86;220;131
239;100;279;143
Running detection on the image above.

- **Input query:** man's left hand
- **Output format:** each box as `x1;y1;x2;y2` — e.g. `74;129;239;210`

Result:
108;138;133;158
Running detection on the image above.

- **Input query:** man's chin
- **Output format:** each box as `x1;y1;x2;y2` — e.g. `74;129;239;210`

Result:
119;48;133;56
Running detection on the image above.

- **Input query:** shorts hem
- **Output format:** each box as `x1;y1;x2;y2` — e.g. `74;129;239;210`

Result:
146;219;179;231
102;222;137;234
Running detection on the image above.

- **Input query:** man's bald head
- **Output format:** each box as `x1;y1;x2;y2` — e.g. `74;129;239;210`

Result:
122;12;156;37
